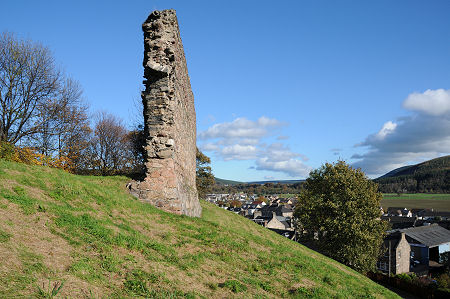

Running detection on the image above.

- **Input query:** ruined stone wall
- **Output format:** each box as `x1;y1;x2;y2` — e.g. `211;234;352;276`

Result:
130;9;201;217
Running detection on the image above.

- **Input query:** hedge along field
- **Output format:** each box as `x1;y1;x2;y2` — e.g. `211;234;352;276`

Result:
0;160;399;298
381;193;450;211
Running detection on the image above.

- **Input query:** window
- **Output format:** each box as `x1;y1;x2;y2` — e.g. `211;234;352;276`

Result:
377;261;388;271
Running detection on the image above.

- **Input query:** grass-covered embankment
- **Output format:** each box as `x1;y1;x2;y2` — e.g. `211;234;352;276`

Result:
0;160;399;298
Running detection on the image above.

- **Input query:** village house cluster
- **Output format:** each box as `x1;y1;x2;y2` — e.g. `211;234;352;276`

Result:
206;193;297;238
208;194;450;277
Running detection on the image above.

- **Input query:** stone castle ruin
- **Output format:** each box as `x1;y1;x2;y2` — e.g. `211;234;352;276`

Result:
129;9;201;217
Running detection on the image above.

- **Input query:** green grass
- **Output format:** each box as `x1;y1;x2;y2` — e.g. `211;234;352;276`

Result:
381;193;450;211
0;160;399;298
0;228;11;243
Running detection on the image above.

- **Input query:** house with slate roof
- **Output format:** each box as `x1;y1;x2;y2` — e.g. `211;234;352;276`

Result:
379;224;450;275
265;212;294;231
377;232;410;275
422;211;450;221
380;215;418;230
402;224;450;267
253;203;293;219
386;207;412;217
251;203;295;238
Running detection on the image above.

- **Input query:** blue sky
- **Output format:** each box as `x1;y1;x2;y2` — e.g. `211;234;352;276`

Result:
1;0;449;181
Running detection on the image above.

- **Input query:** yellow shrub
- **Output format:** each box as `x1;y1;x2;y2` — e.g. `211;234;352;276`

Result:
0;142;73;172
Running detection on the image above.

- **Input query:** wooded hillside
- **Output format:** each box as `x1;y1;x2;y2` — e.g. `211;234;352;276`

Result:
375;156;450;193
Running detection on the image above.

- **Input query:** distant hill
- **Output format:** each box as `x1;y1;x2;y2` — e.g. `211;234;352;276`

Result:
214;178;305;186
0;160;397;298
375;155;450;193
212;179;304;195
378;165;413;179
248;179;305;185
214;177;244;185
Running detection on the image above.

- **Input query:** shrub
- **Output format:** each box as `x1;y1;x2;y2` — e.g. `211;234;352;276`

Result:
396;273;414;284
0;141;73;172
436;273;450;289
0;141;15;160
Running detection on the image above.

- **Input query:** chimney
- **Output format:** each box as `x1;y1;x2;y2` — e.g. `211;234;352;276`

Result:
400;232;406;241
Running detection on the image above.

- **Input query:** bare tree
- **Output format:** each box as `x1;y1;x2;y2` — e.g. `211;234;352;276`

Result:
0;32;61;144
30;78;89;156
126;125;145;176
51;79;91;172
88;112;130;175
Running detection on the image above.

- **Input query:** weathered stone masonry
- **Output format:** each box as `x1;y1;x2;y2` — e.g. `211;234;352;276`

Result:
129;9;201;217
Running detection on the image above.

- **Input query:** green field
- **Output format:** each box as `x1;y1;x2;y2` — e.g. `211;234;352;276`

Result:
381;193;450;211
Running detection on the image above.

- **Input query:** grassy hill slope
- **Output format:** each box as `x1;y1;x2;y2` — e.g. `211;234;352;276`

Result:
375;155;450;193
0;160;398;298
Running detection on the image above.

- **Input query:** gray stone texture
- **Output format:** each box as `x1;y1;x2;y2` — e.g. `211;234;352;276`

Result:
130;9;201;217
393;233;410;274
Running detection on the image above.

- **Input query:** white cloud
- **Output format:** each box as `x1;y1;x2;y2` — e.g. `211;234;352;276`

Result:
265;143;300;161
403;89;450;116
276;135;289;140
199;143;219;152
353;89;450;176
217;137;259;146
353;151;440;177
256;157;312;177
374;121;397;140
198;116;282;140
252;143;311;177
221;144;258;160
198;116;311;178
258;116;281;127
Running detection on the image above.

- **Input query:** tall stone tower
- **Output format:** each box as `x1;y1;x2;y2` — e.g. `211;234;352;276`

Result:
130;9;201;217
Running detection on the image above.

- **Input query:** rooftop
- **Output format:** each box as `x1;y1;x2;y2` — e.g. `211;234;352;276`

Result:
400;224;450;247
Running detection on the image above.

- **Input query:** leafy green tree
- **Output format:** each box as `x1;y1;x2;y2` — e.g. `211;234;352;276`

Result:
294;161;388;273
196;148;214;199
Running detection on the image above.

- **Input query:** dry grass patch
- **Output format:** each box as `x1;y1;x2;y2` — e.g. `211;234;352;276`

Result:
296;278;317;288
0;204;73;273
0;179;19;192
0;238;22;273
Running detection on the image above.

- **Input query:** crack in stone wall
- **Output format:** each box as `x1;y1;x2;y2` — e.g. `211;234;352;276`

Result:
129;9;201;217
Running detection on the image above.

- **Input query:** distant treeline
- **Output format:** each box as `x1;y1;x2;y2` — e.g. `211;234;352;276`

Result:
213;155;450;195
211;182;304;195
374;156;450;193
